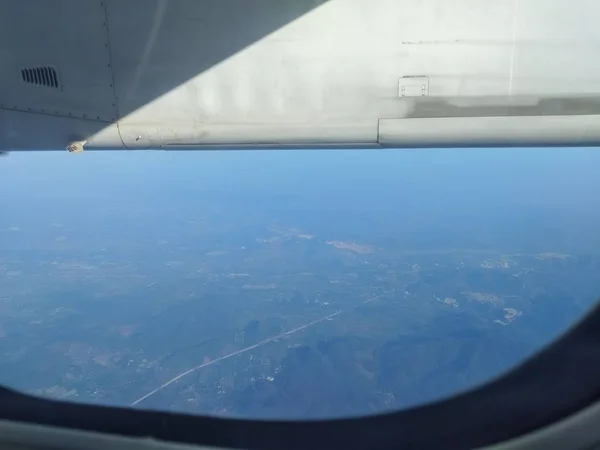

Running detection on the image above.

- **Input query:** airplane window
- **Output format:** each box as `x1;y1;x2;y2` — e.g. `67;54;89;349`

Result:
0;147;599;420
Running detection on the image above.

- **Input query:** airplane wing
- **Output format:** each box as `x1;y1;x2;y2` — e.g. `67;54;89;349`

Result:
2;0;600;152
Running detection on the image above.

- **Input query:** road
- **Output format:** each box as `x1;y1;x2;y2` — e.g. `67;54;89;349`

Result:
131;294;382;406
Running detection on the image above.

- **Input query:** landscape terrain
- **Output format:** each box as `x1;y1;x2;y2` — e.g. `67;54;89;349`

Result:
1;149;599;419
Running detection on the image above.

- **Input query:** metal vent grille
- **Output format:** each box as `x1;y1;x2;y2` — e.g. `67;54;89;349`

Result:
21;66;59;88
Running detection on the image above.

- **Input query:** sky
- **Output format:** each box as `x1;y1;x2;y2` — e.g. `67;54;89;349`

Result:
2;147;600;198
2;147;600;253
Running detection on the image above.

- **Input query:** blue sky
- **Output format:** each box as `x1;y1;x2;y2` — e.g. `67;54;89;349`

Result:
2;148;600;213
2;147;600;190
